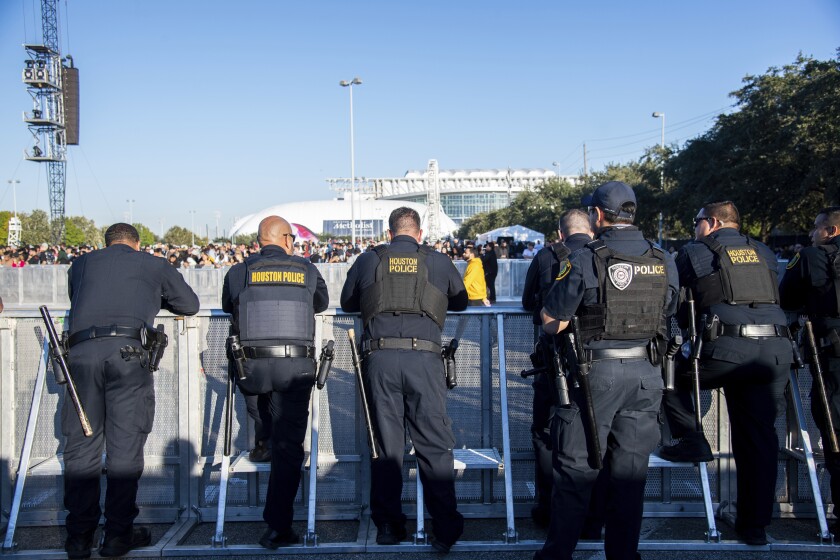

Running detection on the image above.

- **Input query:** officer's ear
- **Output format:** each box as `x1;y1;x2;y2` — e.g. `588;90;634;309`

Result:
416;229;424;243
387;230;395;241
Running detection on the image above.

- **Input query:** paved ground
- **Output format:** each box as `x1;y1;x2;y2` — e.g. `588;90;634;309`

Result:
3;516;837;558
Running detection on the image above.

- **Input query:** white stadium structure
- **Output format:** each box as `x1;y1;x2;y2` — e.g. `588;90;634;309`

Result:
228;197;457;241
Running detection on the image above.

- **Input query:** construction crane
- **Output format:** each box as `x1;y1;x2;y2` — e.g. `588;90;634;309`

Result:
21;0;78;244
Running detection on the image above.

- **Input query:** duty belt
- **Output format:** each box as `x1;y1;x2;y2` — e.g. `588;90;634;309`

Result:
243;345;315;359
363;337;441;354
585;346;648;361
68;326;144;348
718;324;790;339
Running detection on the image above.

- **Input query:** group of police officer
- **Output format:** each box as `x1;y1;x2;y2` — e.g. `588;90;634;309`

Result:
58;185;840;559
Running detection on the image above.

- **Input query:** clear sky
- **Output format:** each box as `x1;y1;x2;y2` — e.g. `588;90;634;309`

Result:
0;0;837;237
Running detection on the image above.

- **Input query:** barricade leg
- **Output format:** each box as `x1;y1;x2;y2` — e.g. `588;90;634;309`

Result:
788;369;833;543
496;315;517;543
2;339;49;552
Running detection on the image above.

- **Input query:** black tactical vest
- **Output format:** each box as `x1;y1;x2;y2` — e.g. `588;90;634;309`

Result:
359;244;449;329
578;239;669;342
805;244;840;318
694;235;778;309
237;258;315;345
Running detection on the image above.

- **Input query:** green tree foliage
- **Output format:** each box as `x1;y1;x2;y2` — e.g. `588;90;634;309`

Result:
668;51;840;240
456;179;587;241
164;226;206;246
0;211;11;244
64;216;104;247
20;210;50;246
134;223;157;247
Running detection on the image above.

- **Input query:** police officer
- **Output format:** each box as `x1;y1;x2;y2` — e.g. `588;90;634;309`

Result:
780;205;840;534
341;207;468;552
521;208;593;527
537;182;678;560
222;215;329;549
661;200;790;545
64;223;199;559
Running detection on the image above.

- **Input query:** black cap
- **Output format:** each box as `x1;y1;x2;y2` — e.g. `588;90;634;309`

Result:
581;181;636;219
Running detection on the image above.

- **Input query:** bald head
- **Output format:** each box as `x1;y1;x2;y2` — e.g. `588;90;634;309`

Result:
258;216;293;250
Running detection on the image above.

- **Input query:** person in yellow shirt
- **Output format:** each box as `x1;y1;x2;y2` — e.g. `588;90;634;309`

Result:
463;244;490;306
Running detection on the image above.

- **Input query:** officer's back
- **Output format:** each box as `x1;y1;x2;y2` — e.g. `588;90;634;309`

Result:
68;240;199;332
341;236;467;342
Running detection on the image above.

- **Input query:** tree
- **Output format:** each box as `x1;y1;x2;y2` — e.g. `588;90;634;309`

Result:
64;218;86;246
457;178;587;240
20;209;50;245
64;216;104;247
134;223;157;247
0;211;11;244
668;51;840;240
164;226;205;246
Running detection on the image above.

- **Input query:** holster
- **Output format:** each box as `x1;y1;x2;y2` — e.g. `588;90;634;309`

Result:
227;335;247;380
141;325;169;372
702;314;720;342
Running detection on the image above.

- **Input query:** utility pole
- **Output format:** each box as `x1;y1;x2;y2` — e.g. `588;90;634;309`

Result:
583;143;588;182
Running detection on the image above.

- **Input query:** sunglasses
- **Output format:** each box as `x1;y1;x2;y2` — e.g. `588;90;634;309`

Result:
693;217;713;228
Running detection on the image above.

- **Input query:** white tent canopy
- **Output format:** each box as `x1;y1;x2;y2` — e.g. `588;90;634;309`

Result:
476;225;545;245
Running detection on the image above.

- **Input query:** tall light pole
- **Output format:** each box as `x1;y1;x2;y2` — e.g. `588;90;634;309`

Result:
214;210;221;241
126;199;135;225
652;112;666;245
340;77;362;247
7;180;21;248
551;161;561;181
189;210;196;246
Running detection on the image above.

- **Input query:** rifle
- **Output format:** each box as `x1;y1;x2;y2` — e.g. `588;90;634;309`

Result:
685;291;705;434
802;321;840;453
316;340;335;390
570;316;603;470
39;305;93;437
347;329;379;460
520;334;570;407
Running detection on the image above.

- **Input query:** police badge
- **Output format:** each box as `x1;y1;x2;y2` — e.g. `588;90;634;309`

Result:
608;263;633;290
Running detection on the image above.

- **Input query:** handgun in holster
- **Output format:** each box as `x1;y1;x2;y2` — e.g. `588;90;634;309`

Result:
227;334;247;380
143;324;168;372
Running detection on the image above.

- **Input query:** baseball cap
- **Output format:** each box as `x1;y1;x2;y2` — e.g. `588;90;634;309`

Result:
581;181;636;219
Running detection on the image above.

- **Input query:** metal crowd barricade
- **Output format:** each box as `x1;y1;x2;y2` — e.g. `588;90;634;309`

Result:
0;307;837;556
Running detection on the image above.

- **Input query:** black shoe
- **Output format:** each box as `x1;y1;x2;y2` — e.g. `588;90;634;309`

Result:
249;441;271;462
659;436;713;463
99;527;151;557
430;536;454;553
736;526;767;545
258;527;299;549
65;529;95;559
531;506;550;528
375;522;407;545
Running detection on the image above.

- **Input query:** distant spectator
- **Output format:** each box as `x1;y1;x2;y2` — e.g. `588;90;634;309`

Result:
463;244;489;306
482;241;499;303
522;242;537;259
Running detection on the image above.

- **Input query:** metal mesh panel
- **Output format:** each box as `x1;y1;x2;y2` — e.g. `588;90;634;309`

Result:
145;317;179;457
443;315;484;449
136;465;177;506
316;460;358;503
20;475;63;510
200;316;249;457
14;319;64;462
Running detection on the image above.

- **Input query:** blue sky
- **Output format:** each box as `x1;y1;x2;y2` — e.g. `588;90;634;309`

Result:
0;0;837;237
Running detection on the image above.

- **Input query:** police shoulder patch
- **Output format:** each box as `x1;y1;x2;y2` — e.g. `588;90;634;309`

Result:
786;252;800;270
555;259;572;281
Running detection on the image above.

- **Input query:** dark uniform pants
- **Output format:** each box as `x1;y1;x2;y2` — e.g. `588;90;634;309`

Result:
364;349;464;544
814;352;840;517
537;356;662;560
240;357;314;531
64;338;154;538
661;335;790;530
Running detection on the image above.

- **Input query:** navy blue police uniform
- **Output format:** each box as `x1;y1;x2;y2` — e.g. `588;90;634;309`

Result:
663;228;791;539
65;243;199;555
340;235;468;548
780;235;840;527
536;226;678;560
521;232;592;524
222;244;328;543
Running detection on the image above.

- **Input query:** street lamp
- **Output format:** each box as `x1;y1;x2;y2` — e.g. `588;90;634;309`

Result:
551;161;561;180
189;210;196;246
652;112;665;150
126;199;135;225
7;180;21;248
340;77;362;247
652;112;666;245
